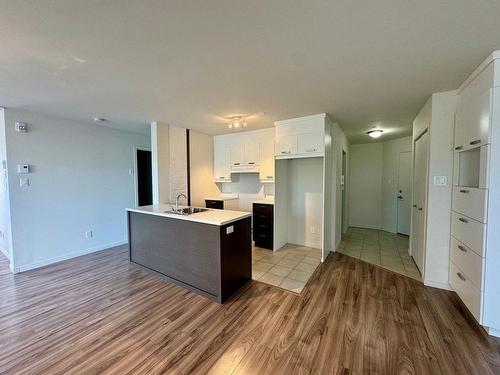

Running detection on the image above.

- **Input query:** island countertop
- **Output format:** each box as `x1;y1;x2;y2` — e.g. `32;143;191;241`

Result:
126;204;251;226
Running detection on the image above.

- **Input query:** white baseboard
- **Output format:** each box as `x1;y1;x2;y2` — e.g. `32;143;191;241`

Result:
0;245;10;260
12;240;127;273
424;279;452;291
485;327;500;338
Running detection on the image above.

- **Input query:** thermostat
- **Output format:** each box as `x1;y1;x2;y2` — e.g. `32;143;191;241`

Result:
17;164;30;174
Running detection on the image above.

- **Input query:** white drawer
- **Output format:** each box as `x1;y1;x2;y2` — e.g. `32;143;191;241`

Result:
450;262;482;323
452;186;488;223
451;212;486;256
450;237;483;290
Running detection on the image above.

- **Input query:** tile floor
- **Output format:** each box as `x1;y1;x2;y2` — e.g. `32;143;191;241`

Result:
337;227;421;280
252;244;321;293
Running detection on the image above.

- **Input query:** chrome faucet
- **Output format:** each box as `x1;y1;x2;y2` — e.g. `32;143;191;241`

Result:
175;193;188;212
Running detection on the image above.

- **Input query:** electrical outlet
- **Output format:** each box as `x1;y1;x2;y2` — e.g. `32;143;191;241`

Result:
85;230;93;239
310;225;316;234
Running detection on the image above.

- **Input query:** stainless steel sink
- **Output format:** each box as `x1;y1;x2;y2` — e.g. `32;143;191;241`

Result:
165;206;210;215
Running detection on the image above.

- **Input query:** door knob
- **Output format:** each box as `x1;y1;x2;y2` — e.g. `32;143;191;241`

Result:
418;207;423;211
412;204;417;208
397;195;403;200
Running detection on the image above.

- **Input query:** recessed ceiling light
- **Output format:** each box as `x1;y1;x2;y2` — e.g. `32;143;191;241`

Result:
93;117;108;122
367;130;383;138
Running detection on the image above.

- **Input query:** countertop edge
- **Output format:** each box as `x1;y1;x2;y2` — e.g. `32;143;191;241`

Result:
126;208;252;226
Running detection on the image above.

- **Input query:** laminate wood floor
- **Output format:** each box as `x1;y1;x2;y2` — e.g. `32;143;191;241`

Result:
1;246;499;374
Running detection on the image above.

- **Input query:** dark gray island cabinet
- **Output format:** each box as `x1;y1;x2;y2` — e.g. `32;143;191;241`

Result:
127;205;252;303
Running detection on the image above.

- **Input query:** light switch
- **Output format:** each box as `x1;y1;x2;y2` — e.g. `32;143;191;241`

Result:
433;176;447;186
17;164;30;174
19;177;29;188
226;225;234;234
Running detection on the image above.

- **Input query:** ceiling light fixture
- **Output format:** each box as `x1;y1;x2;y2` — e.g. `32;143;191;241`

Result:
227;116;248;129
367;129;383;138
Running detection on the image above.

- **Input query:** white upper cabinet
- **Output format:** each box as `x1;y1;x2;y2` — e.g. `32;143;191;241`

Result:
259;137;275;182
213;128;274;182
213;145;231;182
298;132;324;155
275;134;298;156
275;114;327;159
454;64;493;151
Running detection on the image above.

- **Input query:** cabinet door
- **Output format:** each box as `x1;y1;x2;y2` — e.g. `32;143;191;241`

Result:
467;89;491;148
214;146;230;181
275;134;297;156
244;141;260;165
454;100;469;151
259;138;275;181
230;142;244;167
298;132;324;155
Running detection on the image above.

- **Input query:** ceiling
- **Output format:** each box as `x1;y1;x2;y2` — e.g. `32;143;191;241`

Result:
1;1;500;143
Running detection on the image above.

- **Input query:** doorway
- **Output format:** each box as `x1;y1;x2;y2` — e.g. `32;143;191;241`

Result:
135;148;153;207
397;151;412;235
411;131;429;273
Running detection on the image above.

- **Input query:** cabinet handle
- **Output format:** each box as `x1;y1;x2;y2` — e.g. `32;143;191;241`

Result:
248;162;255;165
454;146;463;151
470;139;481;145
412;204;417;208
219;176;226;179
459;189;470;194
457;245;467;253
457;272;466;281
458;217;469;224
418;207;423;211
233;162;240;166
306;148;316;152
266;176;273;179
281;151;288;154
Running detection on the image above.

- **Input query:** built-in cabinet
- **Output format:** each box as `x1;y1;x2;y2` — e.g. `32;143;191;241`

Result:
213;128;275;183
275;118;325;159
449;51;500;337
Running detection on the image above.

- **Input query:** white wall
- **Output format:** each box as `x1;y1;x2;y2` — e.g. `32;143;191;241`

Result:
219;174;271;212
381;136;412;232
287;158;323;248
4;109;150;272
349;143;383;229
189;130;218;207
417;91;456;289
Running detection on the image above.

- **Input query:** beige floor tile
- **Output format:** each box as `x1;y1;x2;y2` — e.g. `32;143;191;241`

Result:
381;263;406;274
284;254;306;262
288;269;313;282
302;255;320;263
294;262;318;273
253;261;274;272
252;270;265;280
258;273;285;286
277;258;300;268
260;255;281;264
361;253;380;264
268;265;293;277
280;278;306;293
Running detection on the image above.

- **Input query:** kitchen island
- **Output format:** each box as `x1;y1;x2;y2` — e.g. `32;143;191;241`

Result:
127;204;252;303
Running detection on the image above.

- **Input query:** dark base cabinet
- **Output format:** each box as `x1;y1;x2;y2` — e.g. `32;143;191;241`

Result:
128;211;251;303
205;200;224;209
253;203;274;249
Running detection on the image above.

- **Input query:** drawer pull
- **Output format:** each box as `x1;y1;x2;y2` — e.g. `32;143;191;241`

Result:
247;162;255;165
233;162;241;166
458;217;469;224
470;139;481;145
459;189;470;194
457;245;467;253
457;272;466;281
455;146;463;151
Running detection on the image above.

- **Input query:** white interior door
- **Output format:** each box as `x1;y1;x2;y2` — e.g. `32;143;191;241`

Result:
397;151;412;235
412;132;428;273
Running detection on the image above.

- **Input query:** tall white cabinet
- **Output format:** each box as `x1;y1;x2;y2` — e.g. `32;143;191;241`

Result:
274;114;334;261
450;51;500;337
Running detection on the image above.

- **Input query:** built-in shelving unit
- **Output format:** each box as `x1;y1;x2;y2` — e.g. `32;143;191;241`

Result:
450;50;500;337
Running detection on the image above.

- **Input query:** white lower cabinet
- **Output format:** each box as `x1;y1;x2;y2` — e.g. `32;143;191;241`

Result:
450;212;486;256
450;237;483;290
450;262;482;322
452;186;488;223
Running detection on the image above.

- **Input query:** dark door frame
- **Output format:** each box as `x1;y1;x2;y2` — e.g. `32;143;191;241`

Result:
134;146;152;207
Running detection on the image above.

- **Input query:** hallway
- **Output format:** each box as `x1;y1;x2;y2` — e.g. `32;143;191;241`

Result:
338;227;421;280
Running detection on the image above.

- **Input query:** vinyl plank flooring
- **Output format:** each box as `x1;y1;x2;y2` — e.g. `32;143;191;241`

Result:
0;248;499;374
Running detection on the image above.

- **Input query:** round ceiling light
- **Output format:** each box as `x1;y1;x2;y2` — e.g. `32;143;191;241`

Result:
367;129;383;138
227;116;248;129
